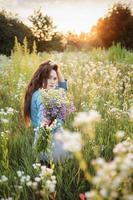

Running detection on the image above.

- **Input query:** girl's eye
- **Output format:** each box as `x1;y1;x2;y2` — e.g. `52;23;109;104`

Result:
48;75;57;80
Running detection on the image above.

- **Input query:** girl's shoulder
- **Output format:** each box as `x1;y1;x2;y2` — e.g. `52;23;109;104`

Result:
32;89;41;101
31;89;43;108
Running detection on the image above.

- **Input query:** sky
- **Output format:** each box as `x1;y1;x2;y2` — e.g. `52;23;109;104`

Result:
0;0;133;34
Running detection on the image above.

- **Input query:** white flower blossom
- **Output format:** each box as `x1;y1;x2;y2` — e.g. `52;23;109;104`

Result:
17;170;24;177
129;107;133;122
85;190;96;199
32;163;41;169
6;107;14;115
46;180;56;192
116;130;125;139
1;118;9;123
26;181;32;186
32;182;38;190
34;177;41;182
127;195;133;200
55;130;82;152
74;110;101;127
100;188;108;198
1;175;8;182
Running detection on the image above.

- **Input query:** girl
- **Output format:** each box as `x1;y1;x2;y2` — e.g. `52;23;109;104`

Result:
23;60;68;163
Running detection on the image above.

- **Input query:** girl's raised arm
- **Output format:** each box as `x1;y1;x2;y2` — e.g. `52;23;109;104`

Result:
56;66;65;83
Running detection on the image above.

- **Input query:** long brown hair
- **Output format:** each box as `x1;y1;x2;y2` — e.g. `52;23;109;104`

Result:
23;60;58;127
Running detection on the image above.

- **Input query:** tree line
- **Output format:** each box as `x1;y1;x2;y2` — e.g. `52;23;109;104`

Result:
0;3;133;56
0;9;66;55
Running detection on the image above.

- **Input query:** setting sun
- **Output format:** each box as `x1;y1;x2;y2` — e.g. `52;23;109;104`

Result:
48;1;108;34
0;0;133;34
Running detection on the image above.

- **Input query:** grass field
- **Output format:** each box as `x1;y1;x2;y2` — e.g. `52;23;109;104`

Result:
0;42;133;200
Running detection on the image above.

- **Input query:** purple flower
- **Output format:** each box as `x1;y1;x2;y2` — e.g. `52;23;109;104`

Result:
41;88;76;121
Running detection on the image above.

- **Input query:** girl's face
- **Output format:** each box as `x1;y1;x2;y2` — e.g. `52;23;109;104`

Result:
46;69;58;89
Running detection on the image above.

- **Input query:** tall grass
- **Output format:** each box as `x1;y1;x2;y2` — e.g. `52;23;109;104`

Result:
0;41;133;199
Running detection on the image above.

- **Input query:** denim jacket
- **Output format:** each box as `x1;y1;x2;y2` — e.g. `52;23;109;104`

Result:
31;80;67;131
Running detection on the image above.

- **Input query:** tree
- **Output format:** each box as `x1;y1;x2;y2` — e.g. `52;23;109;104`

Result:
46;32;67;51
29;8;55;41
29;9;66;52
92;3;133;49
0;10;34;56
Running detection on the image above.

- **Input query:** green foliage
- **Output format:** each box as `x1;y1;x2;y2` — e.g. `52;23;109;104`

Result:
29;8;55;42
0;10;34;56
0;8;65;56
29;9;66;52
0;134;9;172
94;3;133;49
0;48;132;199
35;126;52;156
107;43;127;61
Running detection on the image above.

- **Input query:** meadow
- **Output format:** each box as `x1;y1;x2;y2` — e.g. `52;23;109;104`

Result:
0;41;133;200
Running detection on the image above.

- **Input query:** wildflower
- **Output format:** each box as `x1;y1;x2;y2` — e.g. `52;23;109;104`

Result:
129;107;133;122
6;107;14;115
17;170;24;177
110;107;119;113
18;186;23;190
20;176;26;183
51;175;56;180
116;130;125;139
113;143;126;154
34;177;41;182
100;188;108;198
79;193;85;200
1;175;8;182
1;118;9;123
46;168;53;175
40;166;53;177
41;165;47;172
46;180;56;192
91;157;105;167
73;110;101;127
1;132;5;137
32;163;41;169
85;190;96;199
25;175;30;182
127;195;133;200
52;179;57;185
55;130;82;152
32;182;38;190
26;181;32;186
40;88;75;121
0;108;6;115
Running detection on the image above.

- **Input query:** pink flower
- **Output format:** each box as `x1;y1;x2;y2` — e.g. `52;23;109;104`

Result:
80;193;85;200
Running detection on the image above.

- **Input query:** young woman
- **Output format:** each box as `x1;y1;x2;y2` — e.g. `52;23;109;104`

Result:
23;60;68;163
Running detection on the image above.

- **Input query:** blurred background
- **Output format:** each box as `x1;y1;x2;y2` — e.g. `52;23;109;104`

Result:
0;1;133;200
0;0;133;55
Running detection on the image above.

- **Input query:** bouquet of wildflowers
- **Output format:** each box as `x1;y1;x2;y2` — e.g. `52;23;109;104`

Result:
35;125;52;155
40;88;75;121
34;88;75;156
35;121;57;158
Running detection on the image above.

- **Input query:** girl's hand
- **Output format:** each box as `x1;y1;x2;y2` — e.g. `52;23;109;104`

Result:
43;118;51;126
